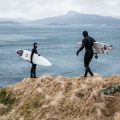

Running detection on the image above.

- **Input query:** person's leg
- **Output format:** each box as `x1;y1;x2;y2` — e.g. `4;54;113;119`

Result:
31;64;33;78
84;69;88;77
33;64;36;78
87;67;94;76
87;53;94;76
84;54;89;77
84;52;94;77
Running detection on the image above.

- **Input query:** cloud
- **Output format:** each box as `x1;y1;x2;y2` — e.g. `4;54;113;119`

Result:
71;0;120;17
0;0;71;19
0;0;119;20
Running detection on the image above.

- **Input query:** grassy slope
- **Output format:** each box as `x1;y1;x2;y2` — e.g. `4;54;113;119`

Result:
0;75;120;120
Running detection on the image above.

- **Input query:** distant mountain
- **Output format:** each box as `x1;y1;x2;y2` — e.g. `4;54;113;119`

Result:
0;18;26;24
30;11;120;25
0;11;120;25
0;21;20;25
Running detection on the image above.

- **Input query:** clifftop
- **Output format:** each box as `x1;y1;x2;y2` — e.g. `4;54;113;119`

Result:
0;75;120;120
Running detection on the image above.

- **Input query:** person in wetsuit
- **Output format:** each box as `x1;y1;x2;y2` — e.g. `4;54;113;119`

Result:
31;43;40;78
76;31;96;77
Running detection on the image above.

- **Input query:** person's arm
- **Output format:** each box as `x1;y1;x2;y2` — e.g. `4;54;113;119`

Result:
92;37;96;42
36;50;41;56
76;40;85;56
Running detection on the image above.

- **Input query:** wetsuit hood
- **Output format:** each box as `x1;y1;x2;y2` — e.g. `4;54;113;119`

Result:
83;31;88;37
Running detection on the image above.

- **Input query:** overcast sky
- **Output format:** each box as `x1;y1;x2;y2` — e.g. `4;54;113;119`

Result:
0;0;120;20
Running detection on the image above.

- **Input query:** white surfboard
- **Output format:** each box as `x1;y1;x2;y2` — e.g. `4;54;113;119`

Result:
77;42;113;54
16;49;52;66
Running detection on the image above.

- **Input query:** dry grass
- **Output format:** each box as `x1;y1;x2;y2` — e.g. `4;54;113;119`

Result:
0;75;120;120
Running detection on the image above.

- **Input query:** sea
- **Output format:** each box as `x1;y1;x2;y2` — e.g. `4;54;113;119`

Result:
0;23;120;87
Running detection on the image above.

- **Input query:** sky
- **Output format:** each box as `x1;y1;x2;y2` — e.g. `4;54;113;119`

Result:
0;0;120;20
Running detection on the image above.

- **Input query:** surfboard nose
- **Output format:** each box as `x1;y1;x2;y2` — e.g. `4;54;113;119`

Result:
16;50;23;56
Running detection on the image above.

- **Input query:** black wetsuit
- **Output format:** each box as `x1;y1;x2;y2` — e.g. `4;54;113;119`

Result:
31;47;38;78
77;36;96;77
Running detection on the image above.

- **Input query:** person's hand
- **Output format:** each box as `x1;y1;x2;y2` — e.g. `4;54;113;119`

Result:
95;55;98;59
38;54;41;56
30;60;33;64
76;51;79;56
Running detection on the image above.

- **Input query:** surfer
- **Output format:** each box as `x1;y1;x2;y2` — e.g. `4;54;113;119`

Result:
31;43;40;78
76;31;96;77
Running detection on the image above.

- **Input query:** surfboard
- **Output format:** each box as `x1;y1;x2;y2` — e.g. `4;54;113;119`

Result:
16;49;52;66
77;42;113;54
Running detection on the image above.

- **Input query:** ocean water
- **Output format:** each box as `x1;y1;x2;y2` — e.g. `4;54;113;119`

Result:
0;24;120;87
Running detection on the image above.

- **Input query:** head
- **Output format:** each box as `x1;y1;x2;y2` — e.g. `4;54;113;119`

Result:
82;31;88;37
33;42;37;48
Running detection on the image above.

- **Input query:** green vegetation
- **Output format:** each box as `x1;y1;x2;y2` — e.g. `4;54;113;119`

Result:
0;88;16;106
101;85;120;95
20;95;45;118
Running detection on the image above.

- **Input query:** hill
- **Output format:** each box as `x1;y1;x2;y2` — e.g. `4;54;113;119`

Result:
0;75;120;120
0;11;120;25
0;20;20;25
0;17;27;24
31;11;120;25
